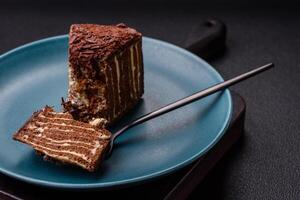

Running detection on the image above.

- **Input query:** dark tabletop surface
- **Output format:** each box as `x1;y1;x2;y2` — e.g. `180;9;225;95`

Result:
1;1;300;199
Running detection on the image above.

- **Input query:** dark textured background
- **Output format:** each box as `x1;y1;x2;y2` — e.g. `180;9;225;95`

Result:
1;1;300;199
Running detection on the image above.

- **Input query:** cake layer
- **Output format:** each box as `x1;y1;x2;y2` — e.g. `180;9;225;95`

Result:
13;106;111;172
65;23;144;125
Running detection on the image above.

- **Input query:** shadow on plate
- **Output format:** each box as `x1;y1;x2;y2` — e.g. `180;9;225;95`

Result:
13;150;111;181
113;92;224;149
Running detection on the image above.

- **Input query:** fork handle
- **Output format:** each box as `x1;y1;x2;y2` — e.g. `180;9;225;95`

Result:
112;63;274;140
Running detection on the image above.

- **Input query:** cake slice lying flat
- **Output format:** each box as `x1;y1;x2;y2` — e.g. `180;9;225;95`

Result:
13;106;111;172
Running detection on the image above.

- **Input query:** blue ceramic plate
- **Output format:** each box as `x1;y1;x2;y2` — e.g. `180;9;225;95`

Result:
0;35;231;189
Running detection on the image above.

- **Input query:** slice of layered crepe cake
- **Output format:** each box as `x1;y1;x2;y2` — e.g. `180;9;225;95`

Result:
64;23;144;126
13;106;111;172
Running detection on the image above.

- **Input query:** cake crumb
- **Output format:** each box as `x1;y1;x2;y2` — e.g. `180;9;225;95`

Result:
89;118;108;128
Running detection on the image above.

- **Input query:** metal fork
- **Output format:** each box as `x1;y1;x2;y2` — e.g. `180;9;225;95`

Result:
106;63;274;157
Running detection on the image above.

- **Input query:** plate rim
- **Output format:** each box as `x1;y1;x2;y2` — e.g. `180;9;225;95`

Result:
0;35;232;189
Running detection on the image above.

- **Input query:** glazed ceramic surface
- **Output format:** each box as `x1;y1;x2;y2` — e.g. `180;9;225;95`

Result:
0;36;231;189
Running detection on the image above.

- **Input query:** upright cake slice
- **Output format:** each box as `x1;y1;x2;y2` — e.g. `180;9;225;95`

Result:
13;106;111;172
64;23;144;125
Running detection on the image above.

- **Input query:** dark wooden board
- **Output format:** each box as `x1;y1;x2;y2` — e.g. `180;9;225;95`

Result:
0;19;245;200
